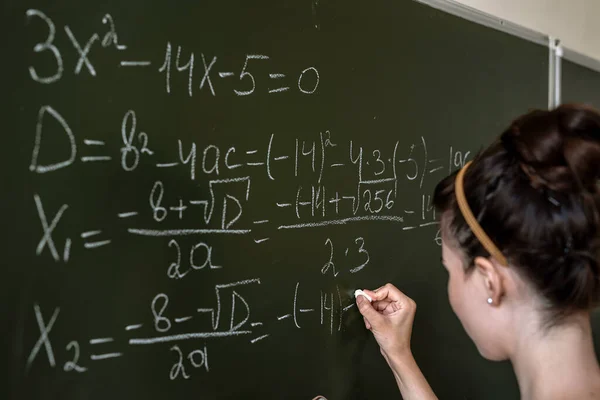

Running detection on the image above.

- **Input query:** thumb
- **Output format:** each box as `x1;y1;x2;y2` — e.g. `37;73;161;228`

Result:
356;296;382;324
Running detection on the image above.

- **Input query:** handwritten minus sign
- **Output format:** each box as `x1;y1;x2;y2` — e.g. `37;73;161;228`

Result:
118;212;138;218
84;139;105;146
120;61;151;67
219;72;234;78
81;156;111;162
125;324;143;331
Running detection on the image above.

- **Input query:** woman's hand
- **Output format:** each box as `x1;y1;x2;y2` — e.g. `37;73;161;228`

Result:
357;284;437;399
356;283;417;361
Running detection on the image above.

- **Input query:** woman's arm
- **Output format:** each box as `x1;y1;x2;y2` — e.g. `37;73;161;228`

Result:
384;351;438;400
356;284;438;400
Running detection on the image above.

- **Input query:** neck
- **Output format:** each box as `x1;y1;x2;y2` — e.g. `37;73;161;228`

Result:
510;311;600;400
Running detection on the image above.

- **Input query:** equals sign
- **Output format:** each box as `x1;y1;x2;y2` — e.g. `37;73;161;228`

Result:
253;220;269;244
89;337;122;361
81;139;110;162
268;73;289;94
81;230;111;249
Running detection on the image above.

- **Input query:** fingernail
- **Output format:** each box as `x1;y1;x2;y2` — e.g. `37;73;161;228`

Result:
356;296;364;305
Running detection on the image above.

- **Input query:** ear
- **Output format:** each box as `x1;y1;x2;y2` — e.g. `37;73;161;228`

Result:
473;256;504;305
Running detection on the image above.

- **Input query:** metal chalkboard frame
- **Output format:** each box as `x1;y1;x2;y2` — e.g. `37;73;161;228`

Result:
414;0;600;109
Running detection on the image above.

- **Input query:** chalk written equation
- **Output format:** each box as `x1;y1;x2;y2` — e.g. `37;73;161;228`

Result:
24;8;472;382
31;104;469;260
26;10;319;96
27;275;361;380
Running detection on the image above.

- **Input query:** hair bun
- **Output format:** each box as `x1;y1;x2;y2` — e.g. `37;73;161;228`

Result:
435;104;600;318
502;104;600;194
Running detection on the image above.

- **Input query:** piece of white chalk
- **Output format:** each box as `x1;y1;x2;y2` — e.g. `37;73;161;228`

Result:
354;289;372;303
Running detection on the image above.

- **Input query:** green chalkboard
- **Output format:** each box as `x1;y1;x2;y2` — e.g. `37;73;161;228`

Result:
4;1;548;399
562;58;600;108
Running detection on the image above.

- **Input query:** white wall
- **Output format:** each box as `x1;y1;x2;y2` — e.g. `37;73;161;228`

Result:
453;0;600;61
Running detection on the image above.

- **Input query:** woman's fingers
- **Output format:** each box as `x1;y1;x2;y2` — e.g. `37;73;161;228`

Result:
361;284;409;316
362;288;379;300
372;300;400;315
357;283;418;359
356;296;383;325
370;283;410;303
372;299;392;311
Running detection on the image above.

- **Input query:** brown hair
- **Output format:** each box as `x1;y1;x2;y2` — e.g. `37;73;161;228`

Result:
434;104;600;321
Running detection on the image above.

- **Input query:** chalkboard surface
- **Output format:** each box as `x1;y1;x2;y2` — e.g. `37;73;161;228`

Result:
4;1;549;399
562;58;600;108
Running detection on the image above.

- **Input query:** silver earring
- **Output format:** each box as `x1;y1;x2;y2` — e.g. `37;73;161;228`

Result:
487;298;493;304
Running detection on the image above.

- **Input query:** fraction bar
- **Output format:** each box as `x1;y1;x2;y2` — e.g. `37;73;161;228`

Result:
128;228;251;236
278;215;404;230
129;330;252;345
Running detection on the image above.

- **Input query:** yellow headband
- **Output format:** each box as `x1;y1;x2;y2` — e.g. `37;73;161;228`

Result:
455;161;508;266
